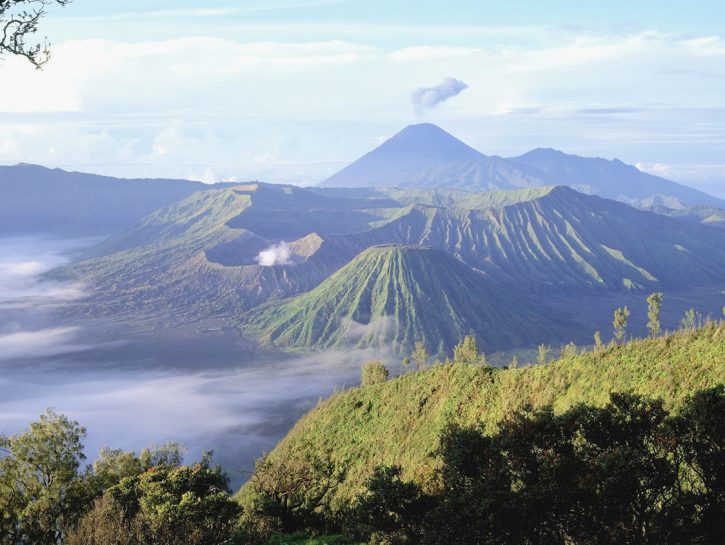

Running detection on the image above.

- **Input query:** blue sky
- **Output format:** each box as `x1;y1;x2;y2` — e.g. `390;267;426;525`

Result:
1;0;725;196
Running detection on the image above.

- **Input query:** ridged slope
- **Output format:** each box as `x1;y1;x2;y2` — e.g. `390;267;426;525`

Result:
242;245;572;354
338;187;725;292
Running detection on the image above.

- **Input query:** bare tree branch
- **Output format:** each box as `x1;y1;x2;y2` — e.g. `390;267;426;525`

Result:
0;0;71;69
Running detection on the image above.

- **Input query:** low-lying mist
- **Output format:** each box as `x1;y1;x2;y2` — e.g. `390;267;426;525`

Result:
0;236;367;488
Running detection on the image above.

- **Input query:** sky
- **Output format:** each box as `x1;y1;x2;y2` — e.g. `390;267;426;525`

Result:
1;0;725;196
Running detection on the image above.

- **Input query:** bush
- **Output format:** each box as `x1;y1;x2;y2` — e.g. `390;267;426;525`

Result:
361;361;390;386
353;387;725;545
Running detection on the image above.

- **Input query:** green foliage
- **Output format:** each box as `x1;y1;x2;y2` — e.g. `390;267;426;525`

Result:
266;533;361;544
647;291;664;337
92;447;144;491
537;344;549;365
139;441;186;469
68;452;240;545
681;307;704;331
593;330;603;350
559;341;577;358
401;357;411;374
361;361;390;387
452;335;487;365
242;323;725;510
355;387;725;544
411;341;429;371
0;409;238;545
352;466;433;544
613;305;631;344
247;449;345;535
0;408;88;545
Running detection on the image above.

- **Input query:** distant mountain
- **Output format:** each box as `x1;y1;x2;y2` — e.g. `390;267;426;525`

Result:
319;124;541;191
320;124;725;210
242;245;573;355
509;148;725;209
0;163;231;235
58;183;725;326
642;204;725;230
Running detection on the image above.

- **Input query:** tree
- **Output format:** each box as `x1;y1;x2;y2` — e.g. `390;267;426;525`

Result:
0;408;87;545
0;0;71;68
401;356;411;374
510;355;519;369
70;452;241;545
669;385;725;541
91;446;144;492
361;360;390;386
452;335;486;365
681;308;697;330
647;292;664;338
593;330;603;351
537;344;549;365
251;450;344;533
353;466;433;545
412;341;429;371
613;305;630;345
139;441;185;469
560;341;577;358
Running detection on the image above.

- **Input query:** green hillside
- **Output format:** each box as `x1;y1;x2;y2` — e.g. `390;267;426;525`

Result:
242;245;575;354
239;322;725;508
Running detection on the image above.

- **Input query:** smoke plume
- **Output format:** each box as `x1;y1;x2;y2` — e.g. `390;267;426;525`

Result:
255;241;293;266
411;77;469;114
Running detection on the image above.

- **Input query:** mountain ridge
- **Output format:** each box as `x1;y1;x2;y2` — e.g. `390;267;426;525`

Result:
320;123;725;210
0;163;236;235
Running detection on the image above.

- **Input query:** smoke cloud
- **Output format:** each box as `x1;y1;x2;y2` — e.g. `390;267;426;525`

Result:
255;241;293;266
411;77;469;114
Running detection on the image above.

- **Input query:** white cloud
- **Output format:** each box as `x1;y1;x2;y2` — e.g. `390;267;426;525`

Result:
636;162;725;198
0;327;86;361
390;46;479;62
3;30;725;185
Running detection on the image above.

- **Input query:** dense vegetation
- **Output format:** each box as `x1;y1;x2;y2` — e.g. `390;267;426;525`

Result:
245;322;725;509
2;322;723;544
0;413;241;545
350;387;724;544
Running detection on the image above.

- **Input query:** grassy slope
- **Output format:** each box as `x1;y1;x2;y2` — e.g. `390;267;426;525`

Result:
240;323;725;506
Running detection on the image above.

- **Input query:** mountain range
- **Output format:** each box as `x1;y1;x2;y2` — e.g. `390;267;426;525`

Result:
8;122;723;356
0;163;232;235
57;181;725;353
320;123;725;210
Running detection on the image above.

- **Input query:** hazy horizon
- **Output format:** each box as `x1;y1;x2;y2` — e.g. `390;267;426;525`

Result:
1;0;724;197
